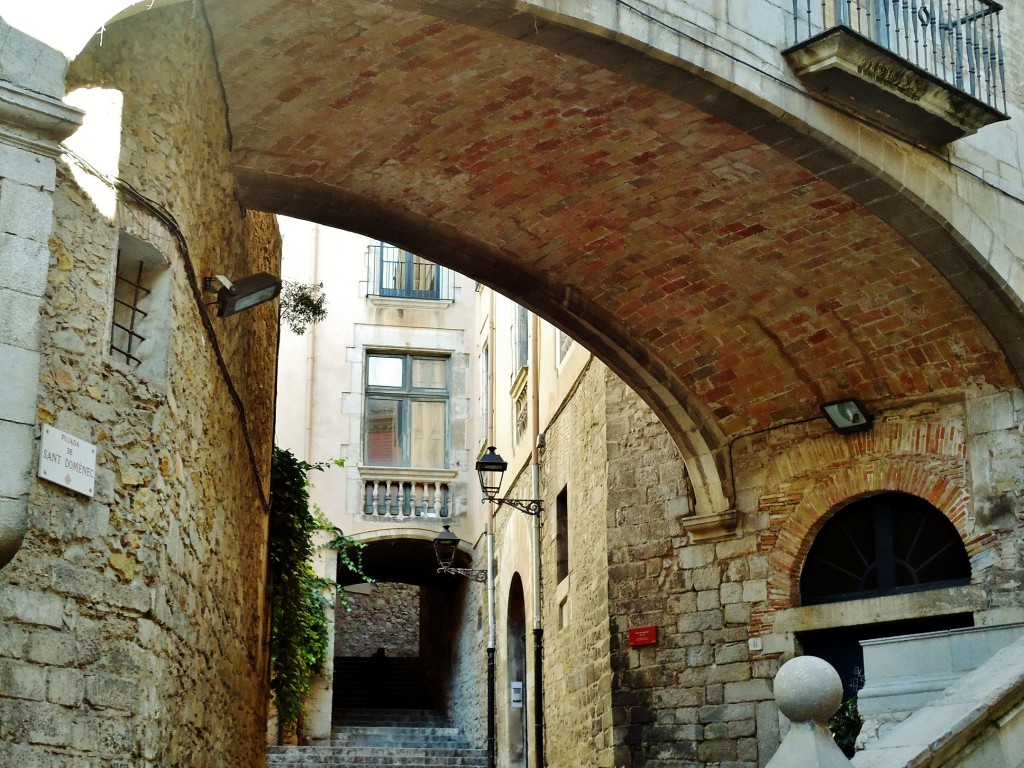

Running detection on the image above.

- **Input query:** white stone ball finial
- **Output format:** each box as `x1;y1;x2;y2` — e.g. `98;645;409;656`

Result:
765;656;853;768
774;655;844;724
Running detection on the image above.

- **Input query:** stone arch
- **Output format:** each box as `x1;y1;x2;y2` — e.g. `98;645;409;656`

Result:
23;0;1024;523
339;528;476;592
767;462;974;611
506;571;528;766
206;0;1020;521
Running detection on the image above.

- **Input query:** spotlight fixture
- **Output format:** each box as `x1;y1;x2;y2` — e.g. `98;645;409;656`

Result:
821;398;873;435
205;273;281;318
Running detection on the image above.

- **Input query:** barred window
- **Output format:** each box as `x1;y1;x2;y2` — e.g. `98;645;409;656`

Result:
109;233;170;382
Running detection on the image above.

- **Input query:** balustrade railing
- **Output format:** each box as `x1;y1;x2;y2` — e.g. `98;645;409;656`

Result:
363;478;450;517
791;0;1007;114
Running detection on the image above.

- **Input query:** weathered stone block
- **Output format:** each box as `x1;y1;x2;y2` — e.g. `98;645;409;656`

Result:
742;579;768;603
0;233;50;296
0;179;54;243
47;667;84;707
698;738;738;762
27;702;73;747
0;658;47;701
720;581;744;604
966;391;1016;435
725;602;752;624
697;589;721;610
85;673;137;711
677;609;724;633
70;716;134;753
716;536;758;559
0;20;70;98
690;565;723;591
26;630;75;666
725;678;773;702
681;542;716;569
716;642;750;665
0;286;43;354
707;662;752;684
0;343;40;426
0;585;64;628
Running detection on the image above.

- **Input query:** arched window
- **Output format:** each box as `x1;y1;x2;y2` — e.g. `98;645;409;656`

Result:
798;491;974;715
801;491;970;606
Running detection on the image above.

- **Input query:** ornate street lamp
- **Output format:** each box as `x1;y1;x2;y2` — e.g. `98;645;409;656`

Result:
475;446;543;516
433;525;487;583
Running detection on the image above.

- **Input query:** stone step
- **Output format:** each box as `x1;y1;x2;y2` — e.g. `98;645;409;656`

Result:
329;733;468;747
332;708;449;728
267;705;486;768
334;656;435;710
267;751;487;767
268;760;486;767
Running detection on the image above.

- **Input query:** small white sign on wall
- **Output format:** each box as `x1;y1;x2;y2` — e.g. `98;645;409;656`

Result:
38;424;96;498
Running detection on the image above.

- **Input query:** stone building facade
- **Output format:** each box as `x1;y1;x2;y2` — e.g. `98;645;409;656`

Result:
3;2;1024;768
492;344;1024;768
0;7;280;767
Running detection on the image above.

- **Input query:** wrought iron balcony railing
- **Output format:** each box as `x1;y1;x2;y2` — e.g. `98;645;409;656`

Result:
791;0;1007;114
367;243;454;302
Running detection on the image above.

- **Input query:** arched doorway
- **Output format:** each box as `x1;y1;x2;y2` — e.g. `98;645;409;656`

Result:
507;574;528;767
798;492;972;698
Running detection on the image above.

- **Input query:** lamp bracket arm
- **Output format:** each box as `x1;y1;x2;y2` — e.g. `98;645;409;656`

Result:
204;274;237;295
438;566;488;583
488;498;543;516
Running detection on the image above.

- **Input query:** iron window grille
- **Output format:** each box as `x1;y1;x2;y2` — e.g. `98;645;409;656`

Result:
110;254;150;368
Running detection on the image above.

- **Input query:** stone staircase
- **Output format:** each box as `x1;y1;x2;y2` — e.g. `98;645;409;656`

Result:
332;656;435;711
267;708;488;767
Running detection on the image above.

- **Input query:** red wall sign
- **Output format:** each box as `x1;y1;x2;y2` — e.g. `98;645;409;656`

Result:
627;625;657;647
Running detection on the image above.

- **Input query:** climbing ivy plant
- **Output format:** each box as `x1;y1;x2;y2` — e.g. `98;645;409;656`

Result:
268;446;369;733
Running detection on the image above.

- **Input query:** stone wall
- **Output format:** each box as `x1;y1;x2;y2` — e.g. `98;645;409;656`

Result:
538;359;1024;768
0;7;280;768
334;583;420;658
536;361;615;768
601;369;770;768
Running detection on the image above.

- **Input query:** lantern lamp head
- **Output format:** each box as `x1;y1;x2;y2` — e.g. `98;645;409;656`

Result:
475;446;508;502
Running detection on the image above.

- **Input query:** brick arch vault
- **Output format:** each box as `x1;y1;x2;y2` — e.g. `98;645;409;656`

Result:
56;0;1024;517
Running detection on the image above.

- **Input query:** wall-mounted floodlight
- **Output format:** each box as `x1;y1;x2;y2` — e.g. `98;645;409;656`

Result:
821;398;873;435
206;273;281;318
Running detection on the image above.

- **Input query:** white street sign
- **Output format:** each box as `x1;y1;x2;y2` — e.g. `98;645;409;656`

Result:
38;424;96;498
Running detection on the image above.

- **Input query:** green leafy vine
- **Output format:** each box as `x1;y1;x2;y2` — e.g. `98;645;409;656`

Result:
279;280;328;336
268;446;370;734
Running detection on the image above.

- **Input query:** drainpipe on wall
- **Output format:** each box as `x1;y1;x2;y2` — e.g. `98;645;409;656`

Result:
486;287;497;768
487;517;497;768
529;312;544;768
302;225;320;461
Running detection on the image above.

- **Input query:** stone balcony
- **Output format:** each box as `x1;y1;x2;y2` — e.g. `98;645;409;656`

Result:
783;0;1009;146
359;466;458;519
